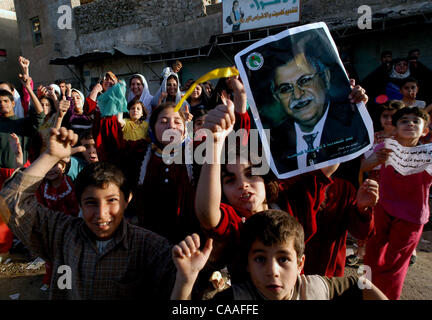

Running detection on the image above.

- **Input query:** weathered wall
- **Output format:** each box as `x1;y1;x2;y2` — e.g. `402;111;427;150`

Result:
13;0;80;88
73;1;220;55
0;10;21;87
74;0;206;35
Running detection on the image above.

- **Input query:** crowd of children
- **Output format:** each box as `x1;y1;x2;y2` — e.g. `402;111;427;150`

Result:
0;52;431;301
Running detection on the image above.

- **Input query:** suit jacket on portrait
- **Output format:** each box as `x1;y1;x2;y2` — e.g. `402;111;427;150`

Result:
270;101;370;174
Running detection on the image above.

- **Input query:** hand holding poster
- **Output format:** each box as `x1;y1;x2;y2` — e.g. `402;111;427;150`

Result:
381;138;432;176
234;22;374;179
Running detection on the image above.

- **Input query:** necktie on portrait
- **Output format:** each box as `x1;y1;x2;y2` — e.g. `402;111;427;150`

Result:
303;132;318;166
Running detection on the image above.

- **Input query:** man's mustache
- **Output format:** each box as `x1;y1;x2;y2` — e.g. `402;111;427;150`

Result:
289;98;313;110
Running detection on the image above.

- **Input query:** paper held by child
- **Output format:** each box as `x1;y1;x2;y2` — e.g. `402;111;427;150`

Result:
380;138;432;175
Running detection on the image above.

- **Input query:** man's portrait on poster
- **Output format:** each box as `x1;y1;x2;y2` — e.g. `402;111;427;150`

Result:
238;25;371;177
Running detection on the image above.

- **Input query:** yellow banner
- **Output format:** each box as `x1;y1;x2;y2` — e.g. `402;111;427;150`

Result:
175;67;240;112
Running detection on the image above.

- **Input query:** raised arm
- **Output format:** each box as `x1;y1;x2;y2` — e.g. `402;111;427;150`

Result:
18;74;43;115
226;76;247;114
54;97;71;129
8;133;24;168
170;234;213;300
195;102;235;230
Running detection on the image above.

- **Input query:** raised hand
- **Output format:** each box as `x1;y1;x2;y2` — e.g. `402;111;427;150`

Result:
47;86;58;102
18;56;30;76
58;96;70;118
46;127;86;161
37;85;48;98
66;83;72;98
356;179;379;211
349;79;368;104
183;104;193;122
172;234;213;282
8;133;23;168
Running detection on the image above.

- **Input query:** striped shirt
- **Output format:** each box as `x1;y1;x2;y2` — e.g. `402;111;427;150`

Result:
0;169;176;300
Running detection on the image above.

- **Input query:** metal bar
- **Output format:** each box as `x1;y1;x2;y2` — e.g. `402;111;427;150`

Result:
215;44;235;65
65;65;89;93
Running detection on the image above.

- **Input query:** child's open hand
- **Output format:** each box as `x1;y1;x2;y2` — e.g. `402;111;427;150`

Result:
356;178;379;211
47;127;86;160
172;234;213;282
8;133;23;168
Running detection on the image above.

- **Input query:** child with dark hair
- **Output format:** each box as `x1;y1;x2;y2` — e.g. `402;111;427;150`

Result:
0;127;176;299
360;100;405;183
399;77;430;109
66;129;99;182
0;74;44;257
171;210;387;300
35;158;79;290
363;107;432;299
84;71;127;163
134;78;250;245
118;98;149;187
196;87;376;279
187;83;210;113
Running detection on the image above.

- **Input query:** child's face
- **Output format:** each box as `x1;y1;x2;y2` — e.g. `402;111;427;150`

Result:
71;91;83;113
193;115;206;132
395;114;428;142
222;161;267;219
102;76;116;92
45;162;65;182
81;138;99;163
80;183;130;240
129;103;143;121
172;64;182;73
247;238;304;300
380;110;396;132
191;85;202;100
40;98;52;116
394;60;409;74
0;95;15;117
166;78;178;96
130;78;144;97
400;82;418;100
154;107;185;146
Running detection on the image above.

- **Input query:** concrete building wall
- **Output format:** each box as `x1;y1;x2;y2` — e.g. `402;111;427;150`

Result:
72;0;216;55
13;0;80;88
0;9;20;87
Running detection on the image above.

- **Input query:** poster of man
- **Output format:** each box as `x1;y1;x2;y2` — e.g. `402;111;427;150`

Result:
234;22;373;179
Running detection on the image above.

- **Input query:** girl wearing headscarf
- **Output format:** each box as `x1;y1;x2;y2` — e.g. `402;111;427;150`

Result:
150;73;190;112
84;71;128;162
61;88;93;132
386;58;411;100
127;74;153;118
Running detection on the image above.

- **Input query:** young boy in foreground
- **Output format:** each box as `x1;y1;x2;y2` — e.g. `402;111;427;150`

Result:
0;127;176;299
171;210;387;300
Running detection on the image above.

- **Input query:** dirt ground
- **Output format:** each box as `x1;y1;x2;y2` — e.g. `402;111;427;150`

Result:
1;229;431;301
